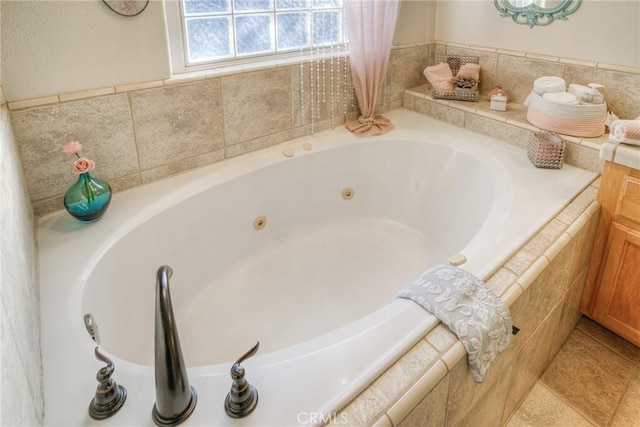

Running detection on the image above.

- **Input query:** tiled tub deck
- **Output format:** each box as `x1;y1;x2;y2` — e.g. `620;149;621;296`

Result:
328;179;601;426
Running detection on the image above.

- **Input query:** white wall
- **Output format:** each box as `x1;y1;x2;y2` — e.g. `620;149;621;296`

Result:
435;0;640;68
1;0;170;101
394;0;437;45
3;0;637;102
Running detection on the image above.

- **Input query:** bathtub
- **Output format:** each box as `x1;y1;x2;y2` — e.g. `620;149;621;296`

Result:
37;109;596;426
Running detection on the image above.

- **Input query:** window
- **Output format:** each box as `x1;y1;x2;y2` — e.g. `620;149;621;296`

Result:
165;0;347;72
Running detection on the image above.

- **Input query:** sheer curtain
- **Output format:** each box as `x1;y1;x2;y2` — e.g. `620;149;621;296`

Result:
344;0;400;136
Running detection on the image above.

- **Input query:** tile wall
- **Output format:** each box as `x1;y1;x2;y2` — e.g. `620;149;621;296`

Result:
8;44;431;217
10;41;640;218
0;89;43;425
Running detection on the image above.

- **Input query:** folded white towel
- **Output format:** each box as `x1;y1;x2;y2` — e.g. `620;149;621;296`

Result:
568;83;591;100
610;120;640;146
542;91;580;105
533;76;566;95
397;264;512;383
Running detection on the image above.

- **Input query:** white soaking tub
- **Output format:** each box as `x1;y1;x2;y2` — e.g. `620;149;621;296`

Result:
37;109;596;426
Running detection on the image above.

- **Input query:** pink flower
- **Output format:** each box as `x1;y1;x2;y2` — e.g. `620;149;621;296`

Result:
73;157;96;174
62;141;83;155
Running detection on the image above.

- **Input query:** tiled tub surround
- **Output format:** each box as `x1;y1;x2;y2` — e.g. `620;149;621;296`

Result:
37;109;596;426
328;180;601;427
5;41;614;426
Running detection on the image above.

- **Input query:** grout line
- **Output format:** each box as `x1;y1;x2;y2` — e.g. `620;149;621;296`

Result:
607;371;639;426
535;381;600;427
126;93;143;174
577;321;640;365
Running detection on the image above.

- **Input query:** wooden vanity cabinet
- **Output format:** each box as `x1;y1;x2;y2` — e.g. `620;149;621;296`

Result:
581;161;640;347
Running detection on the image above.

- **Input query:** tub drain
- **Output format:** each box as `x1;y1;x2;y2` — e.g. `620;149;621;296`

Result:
253;216;267;230
341;188;355;200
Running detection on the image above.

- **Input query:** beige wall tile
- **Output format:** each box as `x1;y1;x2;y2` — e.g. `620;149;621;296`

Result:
502;305;563;424
33;196;64;217
108;172;142;193
389;45;431;104
412;98;466;126
365;339;440;407
496;56;565;104
564;65;640;120
335;385;388;426
293;115;346;139
141;149;225;183
225;129;293;159
131;80;224;170
569;208;600;280
398;375;449;427
509;236;576;349
333;339;440;426
556;186;599;226
564;143;602;173
463;114;531;151
550;267;589;360
485;267;518;297
292;58;353;129
222;68;293;145
388;361;448;425
457;356;513;427
445;334;517;426
11;95;138;202
426;325;458;353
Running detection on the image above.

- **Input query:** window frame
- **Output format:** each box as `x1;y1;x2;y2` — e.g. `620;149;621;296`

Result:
164;0;348;75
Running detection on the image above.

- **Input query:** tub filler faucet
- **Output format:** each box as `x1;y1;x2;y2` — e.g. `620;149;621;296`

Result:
153;265;197;426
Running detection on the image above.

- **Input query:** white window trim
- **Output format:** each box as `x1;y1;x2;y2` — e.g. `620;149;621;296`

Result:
164;0;191;75
163;0;348;75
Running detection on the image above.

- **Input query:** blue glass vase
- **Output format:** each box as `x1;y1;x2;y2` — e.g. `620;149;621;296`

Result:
63;172;112;222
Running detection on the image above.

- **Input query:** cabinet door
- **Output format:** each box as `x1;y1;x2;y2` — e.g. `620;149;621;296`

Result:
592;221;640;347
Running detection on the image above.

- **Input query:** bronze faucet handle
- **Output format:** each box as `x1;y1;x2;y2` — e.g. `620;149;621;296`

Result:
225;341;260;418
89;346;127;420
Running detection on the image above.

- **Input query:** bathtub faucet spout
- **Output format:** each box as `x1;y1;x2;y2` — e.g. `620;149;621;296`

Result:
152;265;197;426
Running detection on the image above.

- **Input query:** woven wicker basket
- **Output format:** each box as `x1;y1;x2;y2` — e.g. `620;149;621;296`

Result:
527;131;566;169
431;54;480;102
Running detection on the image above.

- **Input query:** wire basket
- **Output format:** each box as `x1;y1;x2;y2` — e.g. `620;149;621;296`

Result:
527;131;566;169
432;54;480;102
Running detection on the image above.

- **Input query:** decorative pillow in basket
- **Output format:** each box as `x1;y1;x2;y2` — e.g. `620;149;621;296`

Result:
423;55;480;102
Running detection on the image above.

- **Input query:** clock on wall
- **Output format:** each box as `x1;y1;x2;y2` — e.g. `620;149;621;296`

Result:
103;0;149;17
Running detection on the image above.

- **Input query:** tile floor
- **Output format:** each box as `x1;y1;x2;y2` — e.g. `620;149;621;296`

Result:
508;317;640;426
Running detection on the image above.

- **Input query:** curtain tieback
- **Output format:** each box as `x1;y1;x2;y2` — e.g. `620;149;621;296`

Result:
358;115;375;124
